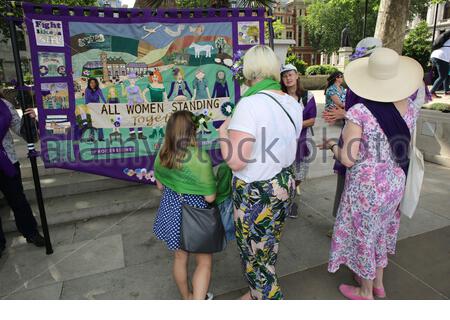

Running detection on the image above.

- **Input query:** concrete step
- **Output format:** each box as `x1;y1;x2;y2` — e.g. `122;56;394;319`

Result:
12;171;138;202
19;160;70;179
1;184;161;233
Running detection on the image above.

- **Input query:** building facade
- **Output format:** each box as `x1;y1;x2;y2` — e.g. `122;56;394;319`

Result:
273;0;321;66
409;1;450;35
426;1;450;36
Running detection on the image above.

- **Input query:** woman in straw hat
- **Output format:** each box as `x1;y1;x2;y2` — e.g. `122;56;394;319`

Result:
320;48;424;300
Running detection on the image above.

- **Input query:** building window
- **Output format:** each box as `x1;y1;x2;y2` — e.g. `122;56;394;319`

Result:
286;31;293;39
444;3;450;20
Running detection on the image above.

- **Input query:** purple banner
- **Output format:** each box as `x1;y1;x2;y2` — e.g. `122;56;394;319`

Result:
23;3;267;183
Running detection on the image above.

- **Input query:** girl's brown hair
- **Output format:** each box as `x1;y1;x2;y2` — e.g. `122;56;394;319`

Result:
159;110;197;169
280;72;306;100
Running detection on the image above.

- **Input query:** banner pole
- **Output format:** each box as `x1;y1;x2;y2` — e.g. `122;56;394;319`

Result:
267;7;275;50
6;1;53;255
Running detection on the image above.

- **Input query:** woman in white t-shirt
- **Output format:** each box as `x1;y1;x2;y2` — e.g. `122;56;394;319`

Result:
219;45;302;300
430;38;450;98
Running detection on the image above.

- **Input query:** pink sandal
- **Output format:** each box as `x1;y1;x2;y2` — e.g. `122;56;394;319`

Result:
339;284;374;300
354;274;386;298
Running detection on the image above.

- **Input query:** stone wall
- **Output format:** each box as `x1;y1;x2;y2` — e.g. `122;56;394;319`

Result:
417;109;450;168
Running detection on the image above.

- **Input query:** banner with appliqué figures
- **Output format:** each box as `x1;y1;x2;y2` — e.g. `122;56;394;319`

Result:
23;4;267;182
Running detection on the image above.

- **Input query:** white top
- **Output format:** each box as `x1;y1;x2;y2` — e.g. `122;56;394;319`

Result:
431;39;450;62
228;90;303;183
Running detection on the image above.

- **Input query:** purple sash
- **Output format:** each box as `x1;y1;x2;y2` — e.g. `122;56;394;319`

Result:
295;96;317;161
363;99;411;176
0;99;17;177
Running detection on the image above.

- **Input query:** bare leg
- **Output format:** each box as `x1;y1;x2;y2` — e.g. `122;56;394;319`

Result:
173;250;191;300
358;278;374;299
192;253;212;300
240;291;252;300
374;267;384;289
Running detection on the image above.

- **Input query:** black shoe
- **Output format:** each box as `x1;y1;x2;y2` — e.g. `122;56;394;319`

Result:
288;203;299;219
26;234;45;247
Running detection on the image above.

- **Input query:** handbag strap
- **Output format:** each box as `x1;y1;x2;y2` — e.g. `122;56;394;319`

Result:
257;92;297;132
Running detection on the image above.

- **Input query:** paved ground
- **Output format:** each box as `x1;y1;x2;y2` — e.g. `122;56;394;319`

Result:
0;161;448;300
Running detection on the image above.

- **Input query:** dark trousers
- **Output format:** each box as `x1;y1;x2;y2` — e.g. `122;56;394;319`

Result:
431;58;449;94
0;162;38;247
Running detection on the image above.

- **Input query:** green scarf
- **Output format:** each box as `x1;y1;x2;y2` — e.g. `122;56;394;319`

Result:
241;78;281;98
215;162;233;205
154;146;216;196
214;79;281;203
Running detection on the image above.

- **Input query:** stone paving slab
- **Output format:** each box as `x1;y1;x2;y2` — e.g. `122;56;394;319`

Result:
0;234;125;298
3;283;63;300
217;226;450;300
1;162;449;300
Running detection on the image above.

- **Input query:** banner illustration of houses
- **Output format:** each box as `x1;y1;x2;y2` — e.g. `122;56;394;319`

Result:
23;4;267;182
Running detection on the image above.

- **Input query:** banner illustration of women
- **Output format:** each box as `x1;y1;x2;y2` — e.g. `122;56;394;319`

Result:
23;3;266;182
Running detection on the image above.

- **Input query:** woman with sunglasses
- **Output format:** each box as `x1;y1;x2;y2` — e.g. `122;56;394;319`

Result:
324;72;346;112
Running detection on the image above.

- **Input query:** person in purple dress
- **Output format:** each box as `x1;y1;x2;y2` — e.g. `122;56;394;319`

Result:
84;77;106;142
320;48;424;300
211;70;230;98
121;72;147;140
280;64;317;218
0;92;45;257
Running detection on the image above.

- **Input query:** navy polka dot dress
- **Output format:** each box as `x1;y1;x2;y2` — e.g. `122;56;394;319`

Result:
153;186;208;250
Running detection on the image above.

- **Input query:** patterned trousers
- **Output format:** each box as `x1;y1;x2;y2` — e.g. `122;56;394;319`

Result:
232;166;295;300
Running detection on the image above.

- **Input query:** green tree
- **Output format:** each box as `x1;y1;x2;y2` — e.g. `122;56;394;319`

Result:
302;0;439;54
0;0;97;43
301;0;379;54
403;21;432;71
285;54;308;75
137;0;276;8
273;18;286;39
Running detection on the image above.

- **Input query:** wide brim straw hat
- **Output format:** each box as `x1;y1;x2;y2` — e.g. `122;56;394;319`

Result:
344;47;424;102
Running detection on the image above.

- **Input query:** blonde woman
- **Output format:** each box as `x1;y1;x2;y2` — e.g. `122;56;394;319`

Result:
219;45;302;300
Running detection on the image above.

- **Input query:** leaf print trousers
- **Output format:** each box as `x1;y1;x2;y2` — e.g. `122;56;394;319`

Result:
232;166;295;300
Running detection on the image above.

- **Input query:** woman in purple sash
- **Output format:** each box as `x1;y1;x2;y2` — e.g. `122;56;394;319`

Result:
0;92;45;257
280;64;317;218
320;48;424;300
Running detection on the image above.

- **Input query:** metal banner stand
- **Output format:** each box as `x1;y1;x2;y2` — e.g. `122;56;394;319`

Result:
6;1;53;255
267;7;275;50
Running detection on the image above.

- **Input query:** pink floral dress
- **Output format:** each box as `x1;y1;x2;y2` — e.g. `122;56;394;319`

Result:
328;100;419;280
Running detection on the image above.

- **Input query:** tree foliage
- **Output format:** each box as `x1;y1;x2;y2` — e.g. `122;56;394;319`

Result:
306;64;340;75
0;0;97;43
285;54;308;75
302;0;379;54
302;0;438;54
403;20;432;71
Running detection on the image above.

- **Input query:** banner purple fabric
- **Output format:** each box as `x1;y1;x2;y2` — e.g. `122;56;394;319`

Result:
22;3;268;183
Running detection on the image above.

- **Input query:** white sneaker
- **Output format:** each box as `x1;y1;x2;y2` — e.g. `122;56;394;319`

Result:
205;292;214;300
